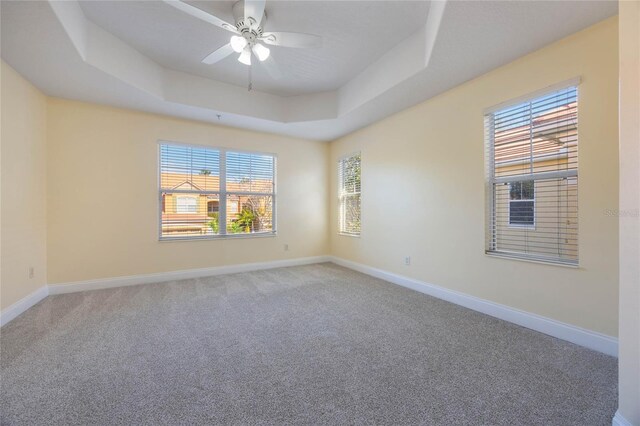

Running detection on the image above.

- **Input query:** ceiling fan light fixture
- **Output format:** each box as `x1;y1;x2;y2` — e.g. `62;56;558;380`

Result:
230;35;248;53
238;48;252;65
252;43;270;61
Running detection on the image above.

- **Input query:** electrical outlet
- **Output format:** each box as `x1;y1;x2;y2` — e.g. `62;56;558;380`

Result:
284;244;289;251
404;256;411;266
29;267;34;279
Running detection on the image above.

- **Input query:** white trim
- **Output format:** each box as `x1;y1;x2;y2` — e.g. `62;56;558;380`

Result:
158;142;277;241
48;256;330;295
159;232;276;242
157;139;277;158
612;411;634;426
485;251;579;268
329;256;618;357
0;286;49;327
484;77;581;114
338;152;362;236
492;169;577;185
3;257;618;360
338;232;361;238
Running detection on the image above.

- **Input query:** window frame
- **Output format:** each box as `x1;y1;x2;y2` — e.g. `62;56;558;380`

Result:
484;79;580;267
338;151;362;237
157;141;277;242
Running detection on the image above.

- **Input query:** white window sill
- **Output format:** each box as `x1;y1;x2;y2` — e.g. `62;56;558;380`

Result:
338;232;360;238
160;232;277;242
507;224;536;230
485;251;579;268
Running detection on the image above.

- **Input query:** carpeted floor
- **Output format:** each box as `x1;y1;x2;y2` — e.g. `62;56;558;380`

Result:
1;263;617;425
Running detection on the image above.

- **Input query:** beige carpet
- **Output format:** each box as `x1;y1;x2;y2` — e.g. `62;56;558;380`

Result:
1;263;617;425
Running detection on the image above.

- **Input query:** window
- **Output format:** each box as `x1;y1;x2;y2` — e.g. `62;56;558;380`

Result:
159;143;276;240
207;200;219;213
509;181;534;226
176;196;197;214
338;153;361;236
485;85;578;265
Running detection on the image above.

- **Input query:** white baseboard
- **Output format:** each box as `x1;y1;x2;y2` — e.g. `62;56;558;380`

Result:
3;256;619;359
3;256;330;326
329;256;618;357
0;286;49;327
612;410;635;426
48;256;331;295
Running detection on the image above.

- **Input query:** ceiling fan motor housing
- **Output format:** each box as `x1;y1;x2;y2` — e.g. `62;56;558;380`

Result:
232;1;266;47
240;27;261;46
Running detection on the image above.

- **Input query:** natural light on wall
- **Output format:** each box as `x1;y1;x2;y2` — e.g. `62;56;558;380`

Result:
485;85;579;265
159;143;276;240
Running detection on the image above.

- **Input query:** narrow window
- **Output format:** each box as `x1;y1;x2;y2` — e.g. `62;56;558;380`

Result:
338;153;361;236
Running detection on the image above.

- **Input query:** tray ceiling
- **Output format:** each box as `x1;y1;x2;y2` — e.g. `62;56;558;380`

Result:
1;1;617;141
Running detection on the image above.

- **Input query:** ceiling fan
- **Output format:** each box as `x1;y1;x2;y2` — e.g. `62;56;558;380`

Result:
164;0;322;77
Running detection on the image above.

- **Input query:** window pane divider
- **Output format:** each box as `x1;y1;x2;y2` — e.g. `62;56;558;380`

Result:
160;189;220;195
492;169;577;185
225;191;275;196
219;148;227;236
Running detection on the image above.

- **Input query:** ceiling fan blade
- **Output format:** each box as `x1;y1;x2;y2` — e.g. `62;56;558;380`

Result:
163;0;238;34
260;32;322;49
244;0;266;26
202;43;235;65
258;56;283;80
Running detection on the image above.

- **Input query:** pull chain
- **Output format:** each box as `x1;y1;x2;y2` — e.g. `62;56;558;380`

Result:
248;63;253;92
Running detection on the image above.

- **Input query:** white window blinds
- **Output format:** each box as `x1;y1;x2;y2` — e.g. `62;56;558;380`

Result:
338;153;361;236
485;86;578;265
159;143;275;240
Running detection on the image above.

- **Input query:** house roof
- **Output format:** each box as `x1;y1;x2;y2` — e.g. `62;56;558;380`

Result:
161;172;273;193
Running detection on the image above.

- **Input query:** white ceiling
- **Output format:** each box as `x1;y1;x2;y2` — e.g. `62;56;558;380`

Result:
1;0;617;141
79;1;431;96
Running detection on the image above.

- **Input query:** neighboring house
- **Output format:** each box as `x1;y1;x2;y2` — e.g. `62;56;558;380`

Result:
160;172;273;236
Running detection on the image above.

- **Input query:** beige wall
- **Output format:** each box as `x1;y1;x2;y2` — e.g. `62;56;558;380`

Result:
46;99;329;284
617;1;640;423
329;18;619;336
1;16;622;344
1;62;48;310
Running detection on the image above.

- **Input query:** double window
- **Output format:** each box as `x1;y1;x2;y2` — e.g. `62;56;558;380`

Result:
338;153;361;236
159;143;276;240
485;85;578;265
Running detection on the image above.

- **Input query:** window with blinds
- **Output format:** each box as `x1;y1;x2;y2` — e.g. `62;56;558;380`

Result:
338;153;361;236
159;143;276;240
485;85;578;265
